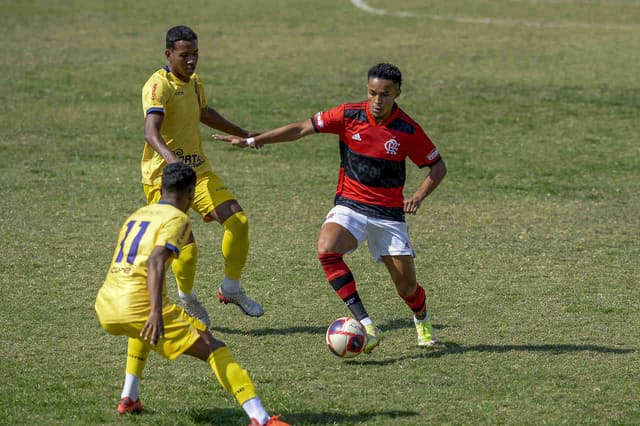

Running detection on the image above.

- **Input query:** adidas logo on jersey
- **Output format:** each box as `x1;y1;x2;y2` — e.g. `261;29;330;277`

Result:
352;133;362;141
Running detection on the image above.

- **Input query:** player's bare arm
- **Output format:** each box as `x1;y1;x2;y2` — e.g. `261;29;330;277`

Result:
140;245;172;346
212;119;315;148
144;112;181;164
200;106;254;138
404;160;447;214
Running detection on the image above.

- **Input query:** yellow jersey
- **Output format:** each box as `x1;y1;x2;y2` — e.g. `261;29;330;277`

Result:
140;67;212;185
95;202;192;323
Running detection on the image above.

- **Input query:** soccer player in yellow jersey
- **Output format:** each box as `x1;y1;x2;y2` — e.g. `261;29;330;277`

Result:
141;25;263;320
96;163;289;426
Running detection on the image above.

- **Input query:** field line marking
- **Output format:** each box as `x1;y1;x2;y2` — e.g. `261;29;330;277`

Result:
350;0;415;17
350;0;638;31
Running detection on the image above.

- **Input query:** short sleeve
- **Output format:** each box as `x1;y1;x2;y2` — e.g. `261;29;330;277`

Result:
194;74;207;109
311;104;345;135
408;125;442;168
142;73;169;116
156;214;191;258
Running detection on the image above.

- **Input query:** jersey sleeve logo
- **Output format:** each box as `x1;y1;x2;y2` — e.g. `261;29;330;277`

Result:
384;138;400;155
427;148;440;161
314;112;325;129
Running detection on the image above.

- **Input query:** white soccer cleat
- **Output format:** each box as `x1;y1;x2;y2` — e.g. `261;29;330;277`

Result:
217;287;264;317
182;297;211;327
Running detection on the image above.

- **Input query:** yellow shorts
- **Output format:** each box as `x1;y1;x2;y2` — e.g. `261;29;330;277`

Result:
144;171;235;222
100;304;206;360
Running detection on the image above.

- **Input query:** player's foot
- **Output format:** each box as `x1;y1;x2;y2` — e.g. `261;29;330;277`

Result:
117;397;143;415
182;297;211;327
248;415;290;426
363;324;383;354
414;316;437;347
217;287;264;317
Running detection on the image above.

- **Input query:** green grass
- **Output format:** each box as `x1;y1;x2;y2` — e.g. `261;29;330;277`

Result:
1;0;639;424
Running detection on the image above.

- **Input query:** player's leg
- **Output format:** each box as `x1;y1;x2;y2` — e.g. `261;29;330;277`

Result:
195;172;262;317
144;182;210;325
117;337;149;414
172;233;211;326
157;306;288;425
381;255;436;347
317;206;382;352
98;321;149;415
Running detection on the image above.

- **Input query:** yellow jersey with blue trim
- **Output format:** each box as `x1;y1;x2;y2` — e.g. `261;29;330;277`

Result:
95;202;192;323
140;66;211;185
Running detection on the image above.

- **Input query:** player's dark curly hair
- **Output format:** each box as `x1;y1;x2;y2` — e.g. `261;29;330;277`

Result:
162;162;196;194
166;25;198;49
368;63;402;88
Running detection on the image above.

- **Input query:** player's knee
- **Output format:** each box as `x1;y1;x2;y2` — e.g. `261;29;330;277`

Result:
179;242;198;263
223;211;249;238
200;330;226;352
317;237;338;255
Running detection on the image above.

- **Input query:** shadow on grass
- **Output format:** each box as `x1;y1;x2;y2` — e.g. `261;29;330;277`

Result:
354;341;636;366
188;407;418;425
210;317;443;337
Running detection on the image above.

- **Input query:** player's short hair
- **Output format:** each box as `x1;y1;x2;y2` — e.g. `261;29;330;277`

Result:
162;162;196;194
166;25;198;49
368;63;402;88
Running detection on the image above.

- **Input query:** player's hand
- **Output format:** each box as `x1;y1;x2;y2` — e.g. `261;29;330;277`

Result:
404;196;423;215
213;134;263;149
140;312;164;346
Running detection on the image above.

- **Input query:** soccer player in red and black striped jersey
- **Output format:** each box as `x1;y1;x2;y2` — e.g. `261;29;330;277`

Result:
214;63;447;352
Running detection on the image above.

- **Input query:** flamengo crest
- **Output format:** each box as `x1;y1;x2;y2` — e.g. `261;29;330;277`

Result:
384;138;400;155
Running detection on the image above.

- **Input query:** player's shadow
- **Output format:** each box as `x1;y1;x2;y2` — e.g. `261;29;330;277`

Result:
211;324;326;336
210;317;444;337
353;341;635;366
188;407;419;425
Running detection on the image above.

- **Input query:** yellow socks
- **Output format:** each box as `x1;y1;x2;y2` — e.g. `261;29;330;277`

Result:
122;338;150;399
207;346;257;404
172;242;198;294
221;212;249;280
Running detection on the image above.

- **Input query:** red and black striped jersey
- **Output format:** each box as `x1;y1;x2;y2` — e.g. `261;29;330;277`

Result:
311;101;442;221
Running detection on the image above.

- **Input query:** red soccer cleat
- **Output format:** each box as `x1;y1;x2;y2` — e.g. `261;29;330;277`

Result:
248;415;290;426
117;396;143;415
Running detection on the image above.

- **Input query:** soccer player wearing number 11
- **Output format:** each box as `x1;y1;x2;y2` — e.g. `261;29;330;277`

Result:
95;163;289;426
214;63;447;353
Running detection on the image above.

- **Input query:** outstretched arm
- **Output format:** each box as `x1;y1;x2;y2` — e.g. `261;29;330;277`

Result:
213;119;316;149
404;160;447;215
200;106;254;138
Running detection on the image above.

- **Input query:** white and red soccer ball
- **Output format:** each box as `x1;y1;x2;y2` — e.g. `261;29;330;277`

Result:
326;317;366;358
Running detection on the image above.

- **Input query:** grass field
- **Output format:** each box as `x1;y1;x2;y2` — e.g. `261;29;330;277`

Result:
1;0;639;424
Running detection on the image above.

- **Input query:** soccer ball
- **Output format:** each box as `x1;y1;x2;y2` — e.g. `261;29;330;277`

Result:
326;317;366;358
